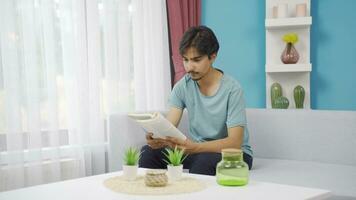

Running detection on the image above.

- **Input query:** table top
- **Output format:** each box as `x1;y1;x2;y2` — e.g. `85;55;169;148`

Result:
0;169;331;200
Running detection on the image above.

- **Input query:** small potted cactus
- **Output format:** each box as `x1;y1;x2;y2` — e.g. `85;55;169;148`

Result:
163;146;187;181
122;147;141;181
271;82;289;109
271;82;282;108
294;85;305;109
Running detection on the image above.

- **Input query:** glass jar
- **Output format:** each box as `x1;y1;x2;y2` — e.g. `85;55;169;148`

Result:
216;148;249;186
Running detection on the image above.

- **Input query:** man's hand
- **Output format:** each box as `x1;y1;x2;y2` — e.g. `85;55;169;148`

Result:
146;133;169;149
165;136;199;154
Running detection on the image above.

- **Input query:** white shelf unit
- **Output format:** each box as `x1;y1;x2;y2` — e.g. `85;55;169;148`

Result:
265;0;312;109
266;17;312;29
266;63;311;73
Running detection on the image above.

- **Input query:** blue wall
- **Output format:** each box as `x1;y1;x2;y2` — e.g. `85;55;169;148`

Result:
201;0;266;108
202;0;356;110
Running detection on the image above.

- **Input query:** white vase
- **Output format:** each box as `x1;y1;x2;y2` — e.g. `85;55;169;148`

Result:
167;165;183;182
277;4;288;18
122;165;138;181
272;6;278;18
296;3;307;17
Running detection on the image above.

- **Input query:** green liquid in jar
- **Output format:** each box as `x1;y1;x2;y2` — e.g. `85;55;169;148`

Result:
216;168;248;186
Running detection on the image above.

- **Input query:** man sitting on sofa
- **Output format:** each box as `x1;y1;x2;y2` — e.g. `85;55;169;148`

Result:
139;26;253;175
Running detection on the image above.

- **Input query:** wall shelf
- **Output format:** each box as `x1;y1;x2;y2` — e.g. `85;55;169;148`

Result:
265;0;312;109
266;63;312;73
266;17;312;29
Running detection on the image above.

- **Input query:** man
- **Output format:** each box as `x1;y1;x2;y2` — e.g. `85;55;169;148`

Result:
139;26;253;175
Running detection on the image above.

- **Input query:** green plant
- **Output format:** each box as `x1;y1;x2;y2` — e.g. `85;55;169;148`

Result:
123;147;141;166
163;146;187;166
282;33;298;44
294;85;305;109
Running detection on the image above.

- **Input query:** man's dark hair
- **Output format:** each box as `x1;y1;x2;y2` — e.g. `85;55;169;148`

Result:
179;26;219;59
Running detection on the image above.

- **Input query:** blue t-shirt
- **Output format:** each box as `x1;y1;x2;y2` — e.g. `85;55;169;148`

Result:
169;71;253;157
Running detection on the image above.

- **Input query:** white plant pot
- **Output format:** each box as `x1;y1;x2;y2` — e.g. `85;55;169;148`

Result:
167;164;183;182
122;165;138;181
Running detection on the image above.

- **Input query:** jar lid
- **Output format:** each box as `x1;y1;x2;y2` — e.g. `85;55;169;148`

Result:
221;148;242;157
221;148;242;154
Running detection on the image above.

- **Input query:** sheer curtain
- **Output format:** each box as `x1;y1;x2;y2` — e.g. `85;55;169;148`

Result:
0;0;170;191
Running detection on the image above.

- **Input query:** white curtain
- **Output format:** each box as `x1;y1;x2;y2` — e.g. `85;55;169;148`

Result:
0;0;171;191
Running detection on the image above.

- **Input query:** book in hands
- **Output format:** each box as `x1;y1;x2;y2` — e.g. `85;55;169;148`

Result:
127;112;187;140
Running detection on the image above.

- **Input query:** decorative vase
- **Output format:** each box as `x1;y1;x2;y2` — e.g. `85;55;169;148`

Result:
281;43;299;64
167;164;183;182
216;149;249;186
294;85;305;108
277;3;288;18
296;3;307;17
272;6;278;18
122;165;138;181
271;82;282;108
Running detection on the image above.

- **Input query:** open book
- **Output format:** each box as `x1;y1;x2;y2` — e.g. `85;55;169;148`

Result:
127;112;187;140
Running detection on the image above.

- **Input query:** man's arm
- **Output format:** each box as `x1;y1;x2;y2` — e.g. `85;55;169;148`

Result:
194;126;244;153
166;107;184;127
166;126;244;154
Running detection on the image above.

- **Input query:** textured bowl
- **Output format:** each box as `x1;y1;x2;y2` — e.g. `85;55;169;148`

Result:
144;170;168;187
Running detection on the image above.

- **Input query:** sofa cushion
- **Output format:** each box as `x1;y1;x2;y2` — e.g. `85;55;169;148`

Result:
251;158;356;198
246;109;356;166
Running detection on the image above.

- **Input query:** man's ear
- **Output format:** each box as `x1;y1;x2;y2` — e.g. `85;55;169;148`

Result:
209;53;217;62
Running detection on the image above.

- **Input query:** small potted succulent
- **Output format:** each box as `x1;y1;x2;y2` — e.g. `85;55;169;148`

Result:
163;146;187;181
281;33;299;64
122;147;141;181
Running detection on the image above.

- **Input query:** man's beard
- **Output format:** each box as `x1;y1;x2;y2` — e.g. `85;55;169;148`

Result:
192;77;202;81
190;73;202;81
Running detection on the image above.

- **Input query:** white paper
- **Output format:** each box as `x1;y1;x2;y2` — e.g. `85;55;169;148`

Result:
127;112;187;140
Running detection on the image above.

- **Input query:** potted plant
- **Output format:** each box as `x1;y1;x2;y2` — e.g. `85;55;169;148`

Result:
163;146;187;181
122;147;141;181
281;33;299;64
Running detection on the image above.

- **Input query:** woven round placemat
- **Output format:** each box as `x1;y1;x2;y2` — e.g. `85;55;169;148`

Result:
103;175;206;195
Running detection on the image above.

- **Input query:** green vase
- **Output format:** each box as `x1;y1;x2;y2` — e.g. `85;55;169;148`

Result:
216;149;249;186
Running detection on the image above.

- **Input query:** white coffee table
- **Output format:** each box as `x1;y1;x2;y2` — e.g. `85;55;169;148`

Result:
0;168;331;200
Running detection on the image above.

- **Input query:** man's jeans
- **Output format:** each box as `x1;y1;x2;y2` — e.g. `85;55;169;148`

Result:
139;145;253;176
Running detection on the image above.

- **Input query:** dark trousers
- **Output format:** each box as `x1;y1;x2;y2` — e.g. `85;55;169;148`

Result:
139;145;253;176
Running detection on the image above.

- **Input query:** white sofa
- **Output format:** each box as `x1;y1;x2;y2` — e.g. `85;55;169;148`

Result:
108;109;356;199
